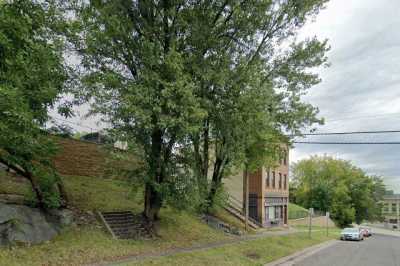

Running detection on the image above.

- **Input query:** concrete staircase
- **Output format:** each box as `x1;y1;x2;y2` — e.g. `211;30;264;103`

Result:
98;211;143;239
225;197;263;229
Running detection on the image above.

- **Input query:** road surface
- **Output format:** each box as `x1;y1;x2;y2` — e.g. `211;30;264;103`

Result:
294;234;400;266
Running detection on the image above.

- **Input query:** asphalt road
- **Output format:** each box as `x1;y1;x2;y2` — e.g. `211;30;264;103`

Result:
294;234;400;266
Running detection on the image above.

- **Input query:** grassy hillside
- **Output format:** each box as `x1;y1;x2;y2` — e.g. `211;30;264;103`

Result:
0;169;338;266
288;203;309;219
0;170;232;265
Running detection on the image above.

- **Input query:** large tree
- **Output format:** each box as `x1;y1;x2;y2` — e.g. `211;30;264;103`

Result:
72;0;329;227
182;0;329;209
291;156;386;227
72;1;206;228
0;0;69;209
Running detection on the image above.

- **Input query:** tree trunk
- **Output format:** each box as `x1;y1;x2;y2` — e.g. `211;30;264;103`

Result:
0;157;46;209
143;181;163;230
207;155;226;212
143;128;164;233
57;179;69;208
201;118;209;180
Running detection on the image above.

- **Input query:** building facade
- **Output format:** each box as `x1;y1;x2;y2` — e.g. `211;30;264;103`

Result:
382;194;400;227
244;151;289;227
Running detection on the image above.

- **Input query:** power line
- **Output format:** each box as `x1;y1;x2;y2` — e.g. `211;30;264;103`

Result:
294;141;400;145
298;130;400;136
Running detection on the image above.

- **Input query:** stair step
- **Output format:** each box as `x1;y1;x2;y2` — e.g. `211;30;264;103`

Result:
109;226;137;231
112;227;135;233
99;211;145;240
104;217;135;223
108;219;135;224
103;216;135;221
102;211;132;215
223;207;261;229
102;213;134;217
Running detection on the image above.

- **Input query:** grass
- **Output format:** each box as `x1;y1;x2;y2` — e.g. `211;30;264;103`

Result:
292;225;341;231
288;203;309;219
0;209;231;266
130;231;340;266
63;175;143;212
0;172;337;266
0;171;232;266
0;171;142;211
213;208;256;234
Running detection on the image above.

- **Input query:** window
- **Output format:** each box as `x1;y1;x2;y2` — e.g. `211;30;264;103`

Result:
266;171;270;188
272;171;275;188
279;173;282;189
283;152;287;165
268;206;275;220
392;203;397;213
384;203;389;213
284;174;287;190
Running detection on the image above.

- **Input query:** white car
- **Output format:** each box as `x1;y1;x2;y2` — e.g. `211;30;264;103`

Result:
340;227;364;241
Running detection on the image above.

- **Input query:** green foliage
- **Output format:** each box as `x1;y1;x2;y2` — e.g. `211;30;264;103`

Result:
0;0;68;208
291;155;386;227
69;0;330;219
288;203;309;219
182;0;330;209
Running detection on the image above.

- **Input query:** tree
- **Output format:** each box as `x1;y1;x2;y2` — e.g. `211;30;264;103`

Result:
183;0;329;210
0;0;69;209
72;1;207;229
291;156;385;227
71;0;329;228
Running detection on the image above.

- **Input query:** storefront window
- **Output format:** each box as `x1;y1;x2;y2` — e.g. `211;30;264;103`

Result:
268;206;275;220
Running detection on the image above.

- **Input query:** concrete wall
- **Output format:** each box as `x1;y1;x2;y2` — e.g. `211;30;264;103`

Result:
223;169;243;204
289;215;336;228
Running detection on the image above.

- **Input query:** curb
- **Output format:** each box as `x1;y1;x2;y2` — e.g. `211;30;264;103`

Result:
264;239;339;266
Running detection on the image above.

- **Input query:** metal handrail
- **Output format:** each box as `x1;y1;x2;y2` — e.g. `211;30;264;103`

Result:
227;196;263;228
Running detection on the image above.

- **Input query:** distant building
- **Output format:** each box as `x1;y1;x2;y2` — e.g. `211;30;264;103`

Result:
245;149;289;227
224;148;289;228
80;132;128;150
382;194;400;226
80;132;110;144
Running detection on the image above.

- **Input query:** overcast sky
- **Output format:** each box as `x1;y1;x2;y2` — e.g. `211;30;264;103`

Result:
53;0;400;192
292;0;400;192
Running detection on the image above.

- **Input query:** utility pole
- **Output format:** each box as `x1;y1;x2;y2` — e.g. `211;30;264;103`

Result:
244;164;249;231
397;199;400;231
326;212;330;236
309;208;313;238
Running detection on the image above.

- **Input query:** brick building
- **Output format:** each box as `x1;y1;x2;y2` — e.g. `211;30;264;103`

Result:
382;194;400;227
244;150;289;227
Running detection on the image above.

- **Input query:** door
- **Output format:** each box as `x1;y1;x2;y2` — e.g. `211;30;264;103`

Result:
249;194;258;222
284;205;288;224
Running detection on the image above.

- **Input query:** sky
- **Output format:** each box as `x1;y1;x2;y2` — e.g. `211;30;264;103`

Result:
52;0;400;192
292;0;400;192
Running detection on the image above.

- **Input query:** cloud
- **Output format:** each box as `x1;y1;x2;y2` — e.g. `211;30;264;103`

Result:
292;0;400;192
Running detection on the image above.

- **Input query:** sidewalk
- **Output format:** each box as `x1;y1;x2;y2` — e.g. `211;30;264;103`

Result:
366;225;400;238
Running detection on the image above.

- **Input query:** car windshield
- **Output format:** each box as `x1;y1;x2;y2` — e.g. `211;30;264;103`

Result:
343;228;358;233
